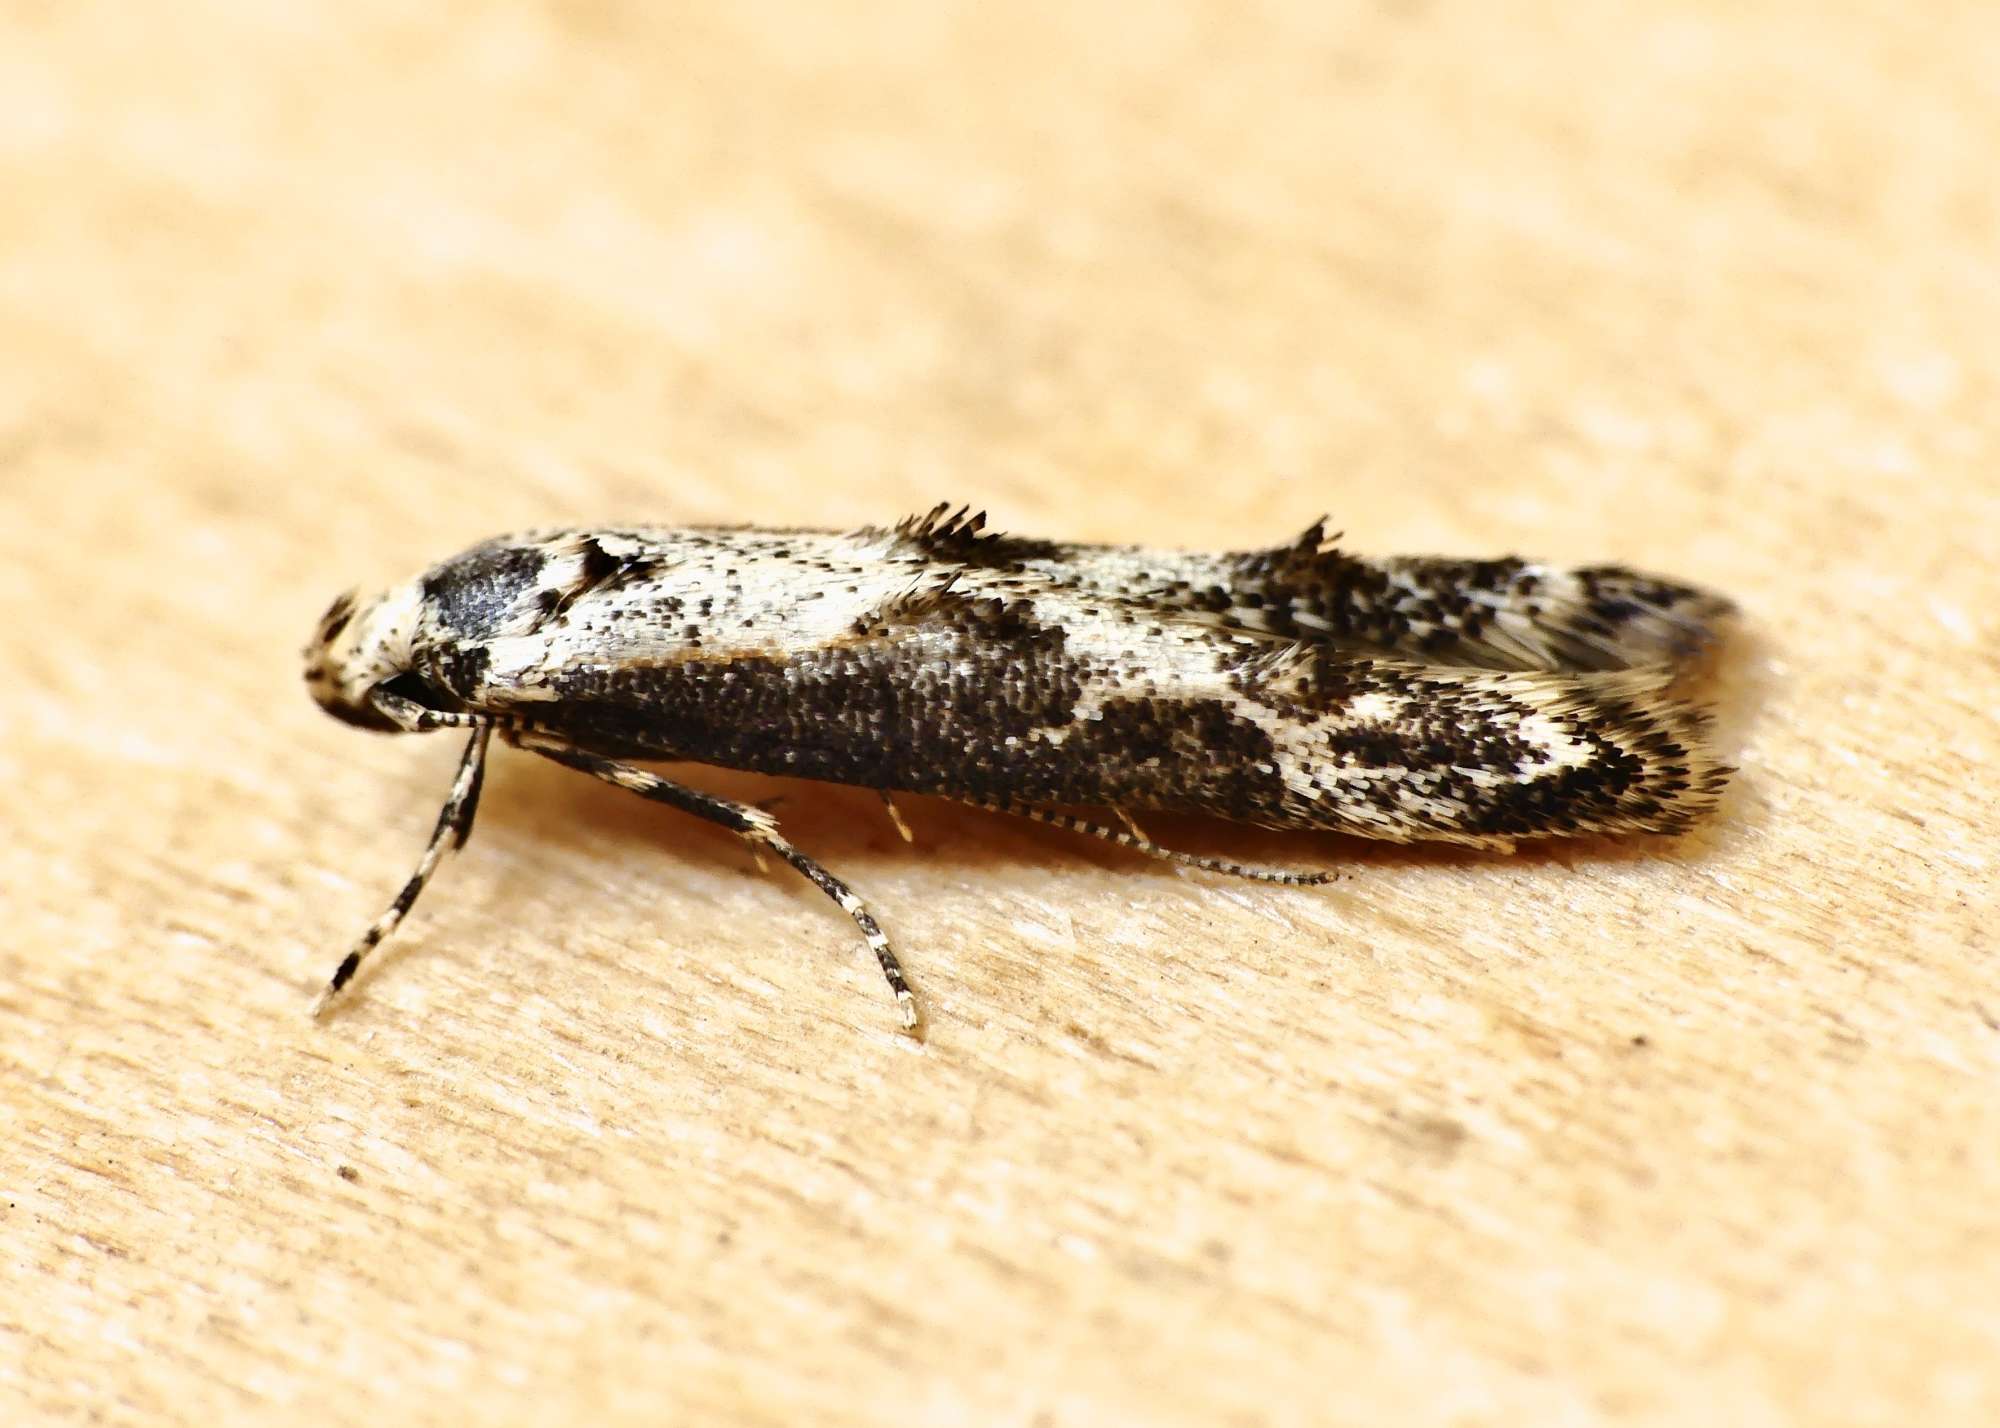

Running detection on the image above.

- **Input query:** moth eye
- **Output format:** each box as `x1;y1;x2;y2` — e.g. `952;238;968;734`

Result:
375;672;456;713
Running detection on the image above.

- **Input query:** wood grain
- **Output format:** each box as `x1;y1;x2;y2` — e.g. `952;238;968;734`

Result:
5;3;1997;1424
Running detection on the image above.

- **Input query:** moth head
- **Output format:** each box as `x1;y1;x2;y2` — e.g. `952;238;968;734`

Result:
305;536;569;733
303;582;446;733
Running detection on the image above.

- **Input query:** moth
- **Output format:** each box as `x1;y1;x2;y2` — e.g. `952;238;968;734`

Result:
304;504;1732;1032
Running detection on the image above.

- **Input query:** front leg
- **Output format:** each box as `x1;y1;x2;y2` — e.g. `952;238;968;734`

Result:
312;725;492;1016
511;730;921;1034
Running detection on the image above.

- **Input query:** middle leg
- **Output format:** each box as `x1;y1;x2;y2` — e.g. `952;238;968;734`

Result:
514;733;920;1032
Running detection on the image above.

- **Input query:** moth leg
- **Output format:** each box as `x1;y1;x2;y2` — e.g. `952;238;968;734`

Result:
879;791;916;844
986;802;1339;887
312;725;492;1016
516;736;921;1034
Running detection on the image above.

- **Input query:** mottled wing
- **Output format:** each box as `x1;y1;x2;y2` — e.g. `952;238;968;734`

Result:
454;512;1729;846
1196;639;1728;843
1007;519;1734;673
1224;520;1734;670
880;509;1731;841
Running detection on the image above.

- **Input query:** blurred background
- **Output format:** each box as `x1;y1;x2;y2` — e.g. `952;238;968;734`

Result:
7;4;1997;1425
20;2;1992;570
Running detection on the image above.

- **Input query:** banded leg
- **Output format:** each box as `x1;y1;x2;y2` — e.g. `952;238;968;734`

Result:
371;688;488;734
312;725;492;1015
982;802;1339;886
516;734;920;1033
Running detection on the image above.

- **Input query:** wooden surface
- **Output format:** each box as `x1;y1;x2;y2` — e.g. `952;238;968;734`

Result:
6;3;1998;1424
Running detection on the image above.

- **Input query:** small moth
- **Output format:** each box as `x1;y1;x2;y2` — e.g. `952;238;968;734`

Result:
304;505;1732;1032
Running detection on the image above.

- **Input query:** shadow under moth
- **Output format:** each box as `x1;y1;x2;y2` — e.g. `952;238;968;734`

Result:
304;504;1732;1034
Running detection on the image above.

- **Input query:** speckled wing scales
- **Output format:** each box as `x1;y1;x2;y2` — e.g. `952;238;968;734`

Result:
427;513;1732;847
1225;519;1735;672
873;509;1732;843
1205;640;1726;844
1022;518;1734;673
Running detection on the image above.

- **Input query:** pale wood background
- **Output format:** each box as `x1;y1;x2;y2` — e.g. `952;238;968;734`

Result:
5;3;1998;1425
